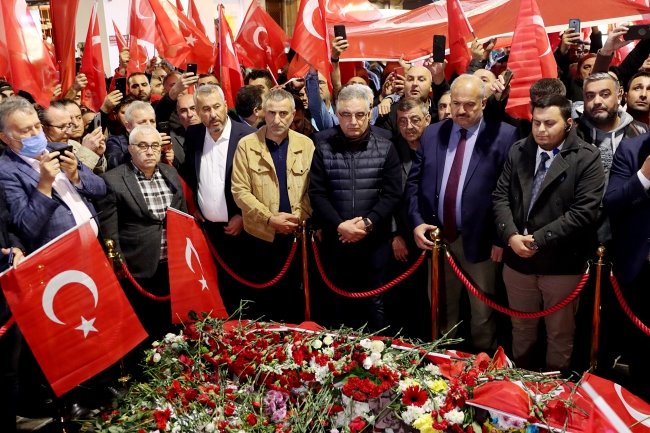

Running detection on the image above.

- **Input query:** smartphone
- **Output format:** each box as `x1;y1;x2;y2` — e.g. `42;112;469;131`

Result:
186;63;198;76
624;24;650;40
394;66;405;78
47;142;74;161
114;77;127;97
157;121;171;135
334;24;346;41
86;114;101;134
503;68;514;88
568;18;581;32
433;35;446;63
75;61;81;75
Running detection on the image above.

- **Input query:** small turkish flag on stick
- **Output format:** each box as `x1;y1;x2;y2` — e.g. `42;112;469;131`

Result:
0;222;147;396
166;208;228;324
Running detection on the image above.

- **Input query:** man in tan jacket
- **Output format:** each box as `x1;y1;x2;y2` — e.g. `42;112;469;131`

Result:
232;88;314;322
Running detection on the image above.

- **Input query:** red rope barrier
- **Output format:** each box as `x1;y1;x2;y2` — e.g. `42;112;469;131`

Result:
120;262;171;301
312;240;426;298
203;229;298;289
0;316;15;338
609;273;650;337
445;252;589;319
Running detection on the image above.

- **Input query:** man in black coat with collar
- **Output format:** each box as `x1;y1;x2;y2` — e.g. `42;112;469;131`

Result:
493;95;605;374
96;125;187;341
179;85;255;315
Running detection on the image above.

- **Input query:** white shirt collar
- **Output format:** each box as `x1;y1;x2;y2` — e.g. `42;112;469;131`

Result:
204;117;232;146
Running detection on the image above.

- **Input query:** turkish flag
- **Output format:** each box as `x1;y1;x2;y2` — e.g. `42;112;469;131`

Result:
324;0;383;23
0;222;147;396
446;0;473;76
0;0;58;107
505;0;557;121
148;0;191;68
79;3;107;113
127;0;154;75
217;5;244;107
166;208;228;324
187;0;207;36
236;1;290;77
161;0;215;74
288;0;331;89
50;0;80;97
113;21;128;53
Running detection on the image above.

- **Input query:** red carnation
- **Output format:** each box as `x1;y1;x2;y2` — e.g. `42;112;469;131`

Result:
401;385;428;407
184;389;198;401
348;416;367;433
224;403;236;416
246;413;258;426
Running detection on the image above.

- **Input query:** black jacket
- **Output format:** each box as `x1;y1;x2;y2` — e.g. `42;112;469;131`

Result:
95;163;188;279
493;129;606;274
0;184;24;273
309;128;402;241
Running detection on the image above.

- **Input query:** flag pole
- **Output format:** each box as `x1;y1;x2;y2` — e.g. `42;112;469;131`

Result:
218;5;223;83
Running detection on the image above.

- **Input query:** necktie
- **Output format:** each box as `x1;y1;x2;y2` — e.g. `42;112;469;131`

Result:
443;128;467;243
528;152;550;217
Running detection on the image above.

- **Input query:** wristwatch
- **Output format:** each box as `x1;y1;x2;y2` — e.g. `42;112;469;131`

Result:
362;218;373;233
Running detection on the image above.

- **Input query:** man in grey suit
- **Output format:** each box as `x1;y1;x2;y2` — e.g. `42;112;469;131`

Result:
95;125;187;341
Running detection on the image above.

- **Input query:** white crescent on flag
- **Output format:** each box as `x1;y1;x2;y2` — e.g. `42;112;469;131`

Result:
303;0;324;41
42;270;99;337
253;27;268;51
519;15;551;57
185;238;209;291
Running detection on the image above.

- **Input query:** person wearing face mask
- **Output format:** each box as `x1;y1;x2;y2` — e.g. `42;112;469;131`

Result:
0;97;106;252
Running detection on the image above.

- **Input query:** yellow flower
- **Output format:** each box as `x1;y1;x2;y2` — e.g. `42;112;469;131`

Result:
428;379;448;393
412;414;441;433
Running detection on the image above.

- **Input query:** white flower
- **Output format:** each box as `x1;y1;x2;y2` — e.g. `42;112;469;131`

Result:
424;364;441;376
153;353;161;363
152;341;160;347
359;338;372;349
401;405;426;424
312;339;323;349
323;335;334;345
362;357;373;370
444;408;465;424
204;424;215;433
370;352;382;362
370;340;385;353
164;333;177;343
398;377;420;391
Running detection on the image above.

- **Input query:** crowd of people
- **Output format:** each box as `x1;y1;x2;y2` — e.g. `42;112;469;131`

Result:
2;22;650;430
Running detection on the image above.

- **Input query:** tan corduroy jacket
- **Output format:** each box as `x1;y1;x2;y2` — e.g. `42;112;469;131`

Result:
231;127;314;242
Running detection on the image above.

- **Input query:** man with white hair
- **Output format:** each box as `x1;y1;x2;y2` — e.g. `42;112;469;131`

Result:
309;84;402;331
105;101;174;170
96;125;187;342
405;74;518;350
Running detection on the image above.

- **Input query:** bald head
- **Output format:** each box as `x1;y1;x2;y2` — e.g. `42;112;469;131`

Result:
450;74;486;129
405;66;433;102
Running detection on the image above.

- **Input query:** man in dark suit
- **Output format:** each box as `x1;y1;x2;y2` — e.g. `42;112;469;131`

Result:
179;84;255;315
603;130;650;399
1;184;26;433
493;95;605;374
0;97;106;253
405;74;518;351
95;125;187;341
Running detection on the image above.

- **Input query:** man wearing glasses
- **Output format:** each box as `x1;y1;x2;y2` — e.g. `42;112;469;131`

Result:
95;125;187;342
309;84;401;331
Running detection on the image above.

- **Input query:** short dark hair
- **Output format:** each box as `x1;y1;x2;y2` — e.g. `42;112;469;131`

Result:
198;73;219;82
531;95;572;120
530;78;567;100
627;71;650;92
397;97;428;117
127;72;148;85
244;69;273;90
235;85;264;118
162;72;181;88
59;98;79;109
292;95;305;113
36;101;67;125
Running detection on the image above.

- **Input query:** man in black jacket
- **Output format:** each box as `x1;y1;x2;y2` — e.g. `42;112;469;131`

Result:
309;84;402;331
493;95;605;374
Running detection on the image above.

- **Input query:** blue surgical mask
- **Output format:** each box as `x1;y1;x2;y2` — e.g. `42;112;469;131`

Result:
12;130;48;158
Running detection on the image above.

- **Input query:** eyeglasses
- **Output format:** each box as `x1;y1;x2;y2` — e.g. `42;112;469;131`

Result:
134;143;162;152
398;117;423;127
338;112;368;121
45;123;74;131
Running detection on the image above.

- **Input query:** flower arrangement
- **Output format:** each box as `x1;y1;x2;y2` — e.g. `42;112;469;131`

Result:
91;316;596;433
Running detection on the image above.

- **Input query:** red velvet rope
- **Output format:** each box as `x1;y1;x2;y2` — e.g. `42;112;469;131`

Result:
203;229;298;289
0;316;15;339
311;240;426;298
445;252;589;319
609;273;650;337
121;262;171;301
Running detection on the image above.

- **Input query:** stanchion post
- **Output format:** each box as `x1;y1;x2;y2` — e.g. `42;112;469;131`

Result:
429;228;442;341
590;245;606;371
300;221;311;321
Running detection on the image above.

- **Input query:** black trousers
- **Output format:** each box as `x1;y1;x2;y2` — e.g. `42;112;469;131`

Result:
0;296;20;433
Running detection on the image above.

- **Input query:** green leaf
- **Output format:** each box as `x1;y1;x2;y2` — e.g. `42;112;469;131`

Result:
188;310;199;321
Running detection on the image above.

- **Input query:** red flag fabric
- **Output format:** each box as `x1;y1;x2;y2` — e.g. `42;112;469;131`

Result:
163;0;215;74
0;0;58;107
236;1;290;78
0;223;147;396
166;208;228;324
175;0;184;12
218;6;244;107
288;0;331;88
127;0;154;75
324;0;383;23
505;0;557;120
446;0;473;76
79;3;107;113
148;0;190;68
187;0;207;35
112;20;127;53
50;0;80;97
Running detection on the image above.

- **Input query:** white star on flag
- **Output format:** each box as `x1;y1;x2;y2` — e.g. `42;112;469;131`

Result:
199;275;208;291
185;34;198;46
76;316;98;338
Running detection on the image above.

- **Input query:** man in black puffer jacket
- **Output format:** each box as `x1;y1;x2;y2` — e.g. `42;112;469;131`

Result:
309;84;402;332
